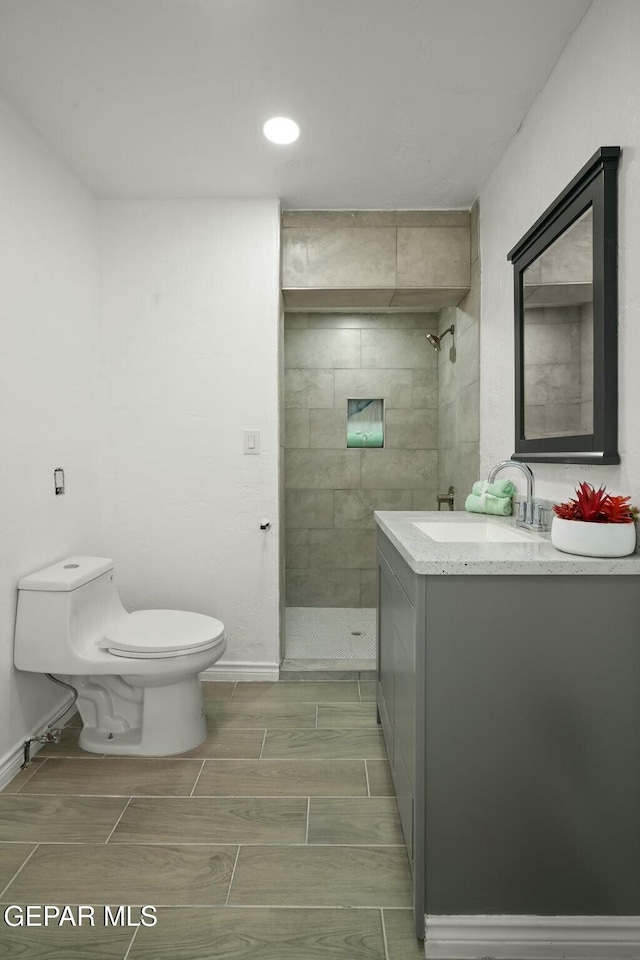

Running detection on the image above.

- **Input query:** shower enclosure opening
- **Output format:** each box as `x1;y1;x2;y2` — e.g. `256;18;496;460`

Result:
281;310;440;675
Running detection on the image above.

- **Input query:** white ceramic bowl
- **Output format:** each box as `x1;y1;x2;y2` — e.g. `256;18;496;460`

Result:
551;516;637;558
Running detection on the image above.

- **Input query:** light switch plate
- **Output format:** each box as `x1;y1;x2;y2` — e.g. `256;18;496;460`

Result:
243;430;261;454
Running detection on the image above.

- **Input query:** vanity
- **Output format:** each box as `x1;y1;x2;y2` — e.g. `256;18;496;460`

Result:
375;511;640;944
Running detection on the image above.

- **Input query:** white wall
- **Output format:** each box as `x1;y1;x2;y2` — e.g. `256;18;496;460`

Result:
480;0;640;504
0;95;101;769
99;200;281;671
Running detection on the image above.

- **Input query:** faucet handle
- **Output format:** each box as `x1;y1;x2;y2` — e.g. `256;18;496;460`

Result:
532;502;551;531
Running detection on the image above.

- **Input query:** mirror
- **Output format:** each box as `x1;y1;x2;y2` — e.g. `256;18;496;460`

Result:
508;147;620;464
523;207;593;440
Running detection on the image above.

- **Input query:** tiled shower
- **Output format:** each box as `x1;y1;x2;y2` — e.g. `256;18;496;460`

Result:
280;206;480;668
283;311;440;667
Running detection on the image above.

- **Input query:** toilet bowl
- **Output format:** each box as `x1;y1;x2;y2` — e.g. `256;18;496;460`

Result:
14;556;226;756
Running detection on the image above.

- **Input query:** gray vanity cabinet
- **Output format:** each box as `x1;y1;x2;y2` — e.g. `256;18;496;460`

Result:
377;522;640;945
376;531;426;936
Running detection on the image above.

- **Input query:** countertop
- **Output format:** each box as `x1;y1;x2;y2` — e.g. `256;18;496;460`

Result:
374;510;640;576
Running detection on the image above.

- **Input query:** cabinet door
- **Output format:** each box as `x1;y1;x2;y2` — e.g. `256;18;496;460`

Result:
377;549;395;762
394;582;416;788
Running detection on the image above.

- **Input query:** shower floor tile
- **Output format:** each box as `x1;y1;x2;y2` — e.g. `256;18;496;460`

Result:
285;607;376;660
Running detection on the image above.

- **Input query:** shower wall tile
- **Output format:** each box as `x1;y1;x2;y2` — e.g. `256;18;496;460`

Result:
286;569;361;607
455;380;479;445
284;369;334;408
360;570;378;607
412;488;438;511
284;409;310;448
334;489;413;530
385;408;438;450
285;529;310;568
284;312;310;329
470;199;480;265
334;369;413;409
308;312;438;330
439;400;456;449
411;369;438;408
284;310;441;608
455;323;480;389
285;450;361;490
285;490;334;529
309;409;345;449
285;329;361;369
361;329;436;370
308;530;377;570
361;449;437;490
282;227;396;288
456;260;480;337
282;210;470;228
397;227;470;288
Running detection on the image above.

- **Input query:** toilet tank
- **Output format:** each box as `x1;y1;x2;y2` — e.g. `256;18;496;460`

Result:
14;556;127;672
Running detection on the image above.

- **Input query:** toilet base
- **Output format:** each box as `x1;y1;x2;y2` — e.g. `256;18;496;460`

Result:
76;674;208;756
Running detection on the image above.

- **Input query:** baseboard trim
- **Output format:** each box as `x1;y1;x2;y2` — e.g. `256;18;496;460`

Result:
200;661;280;682
425;915;640;959
0;696;74;791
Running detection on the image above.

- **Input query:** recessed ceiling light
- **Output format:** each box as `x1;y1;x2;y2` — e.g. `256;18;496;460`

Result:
263;116;300;145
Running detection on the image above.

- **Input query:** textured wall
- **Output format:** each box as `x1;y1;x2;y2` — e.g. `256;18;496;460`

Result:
99;199;282;670
0;94;101;771
480;0;640;504
437;201;480;507
284;313;438;607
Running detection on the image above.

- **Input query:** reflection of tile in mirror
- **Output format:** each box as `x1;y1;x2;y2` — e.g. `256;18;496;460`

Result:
346;399;384;448
523;207;593;308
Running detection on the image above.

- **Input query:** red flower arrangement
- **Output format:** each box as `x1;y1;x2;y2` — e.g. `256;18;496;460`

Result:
553;482;638;524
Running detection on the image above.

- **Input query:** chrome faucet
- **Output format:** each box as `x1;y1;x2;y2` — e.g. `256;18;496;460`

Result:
487;460;549;531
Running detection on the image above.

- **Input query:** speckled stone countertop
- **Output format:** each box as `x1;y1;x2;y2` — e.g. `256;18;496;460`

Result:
375;510;640;576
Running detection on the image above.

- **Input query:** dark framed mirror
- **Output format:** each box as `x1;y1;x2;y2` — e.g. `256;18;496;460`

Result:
507;146;620;464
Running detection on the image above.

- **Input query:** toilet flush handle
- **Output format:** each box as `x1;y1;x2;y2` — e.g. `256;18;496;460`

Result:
260;520;271;531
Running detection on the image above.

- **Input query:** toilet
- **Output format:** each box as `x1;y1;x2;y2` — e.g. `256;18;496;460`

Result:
14;556;226;756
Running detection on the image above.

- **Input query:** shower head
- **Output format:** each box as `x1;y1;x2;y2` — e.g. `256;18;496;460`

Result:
425;324;455;351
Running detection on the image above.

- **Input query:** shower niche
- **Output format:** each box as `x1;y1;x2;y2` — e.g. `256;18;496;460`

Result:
346;399;384;448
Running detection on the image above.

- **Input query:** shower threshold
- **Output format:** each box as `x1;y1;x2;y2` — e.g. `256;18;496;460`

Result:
282;607;376;679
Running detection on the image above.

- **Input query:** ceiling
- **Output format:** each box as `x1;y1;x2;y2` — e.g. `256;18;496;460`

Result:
0;0;591;208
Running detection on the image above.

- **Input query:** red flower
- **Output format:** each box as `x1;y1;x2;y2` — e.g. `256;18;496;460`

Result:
553;482;638;524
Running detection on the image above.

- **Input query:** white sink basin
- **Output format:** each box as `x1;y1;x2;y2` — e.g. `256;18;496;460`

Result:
413;521;544;543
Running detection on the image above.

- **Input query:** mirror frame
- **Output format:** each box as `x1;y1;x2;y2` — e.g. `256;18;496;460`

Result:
507;146;621;464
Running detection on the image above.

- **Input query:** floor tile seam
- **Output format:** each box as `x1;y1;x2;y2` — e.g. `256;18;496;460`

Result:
224;846;241;906
12;759;48;794
189;760;207;798
104;797;133;844
364;760;372;797
8;792;391;799
0;840;400;848
0;842;39;900
122;925;140;960
258;730;268;759
71;840;407;847
0;901;403;910
380;907;391;960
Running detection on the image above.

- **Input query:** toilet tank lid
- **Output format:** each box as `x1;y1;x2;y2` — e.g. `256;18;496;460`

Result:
18;556;114;592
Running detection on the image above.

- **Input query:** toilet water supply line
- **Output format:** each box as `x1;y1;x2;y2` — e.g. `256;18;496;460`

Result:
21;674;79;768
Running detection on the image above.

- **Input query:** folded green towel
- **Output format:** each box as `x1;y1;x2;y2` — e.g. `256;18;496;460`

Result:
465;493;513;516
471;479;516;499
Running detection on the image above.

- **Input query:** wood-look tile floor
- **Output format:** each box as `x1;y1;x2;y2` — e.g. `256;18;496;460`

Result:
0;680;423;959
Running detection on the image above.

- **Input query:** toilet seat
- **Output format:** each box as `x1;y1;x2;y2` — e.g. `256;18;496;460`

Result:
99;610;225;660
